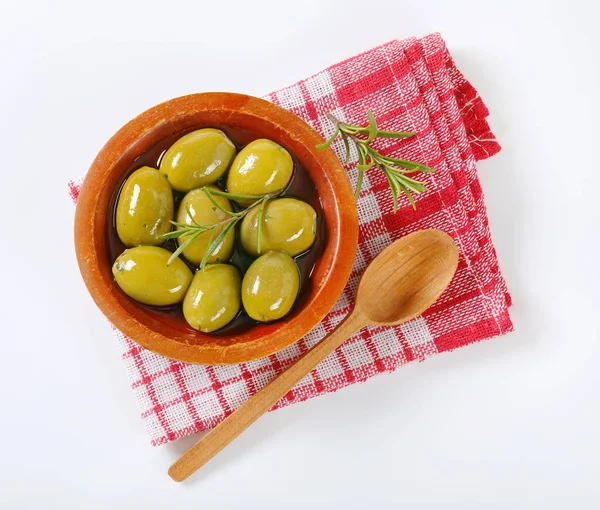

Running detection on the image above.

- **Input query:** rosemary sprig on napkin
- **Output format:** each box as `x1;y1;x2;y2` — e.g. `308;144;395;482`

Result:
316;111;435;211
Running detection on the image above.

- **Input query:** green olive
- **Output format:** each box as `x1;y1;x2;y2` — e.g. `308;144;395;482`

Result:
159;129;236;192
226;139;293;203
112;246;192;306
183;264;242;332
240;198;316;257
115;166;174;247
176;187;235;265
241;251;299;322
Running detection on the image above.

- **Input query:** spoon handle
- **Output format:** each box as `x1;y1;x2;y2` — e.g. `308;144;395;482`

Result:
168;309;366;482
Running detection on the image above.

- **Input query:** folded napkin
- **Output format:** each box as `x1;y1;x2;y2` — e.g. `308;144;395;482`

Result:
69;33;512;446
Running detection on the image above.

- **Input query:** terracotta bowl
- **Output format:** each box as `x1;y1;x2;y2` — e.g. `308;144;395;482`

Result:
74;92;358;365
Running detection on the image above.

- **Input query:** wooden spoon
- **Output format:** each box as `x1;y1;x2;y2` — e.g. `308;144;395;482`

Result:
169;229;459;482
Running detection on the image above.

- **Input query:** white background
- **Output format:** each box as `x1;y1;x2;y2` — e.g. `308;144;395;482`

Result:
1;0;598;508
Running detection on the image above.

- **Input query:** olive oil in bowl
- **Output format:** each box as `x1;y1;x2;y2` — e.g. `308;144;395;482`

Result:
107;125;326;336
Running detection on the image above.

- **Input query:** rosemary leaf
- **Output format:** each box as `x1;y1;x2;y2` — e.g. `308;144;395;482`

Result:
316;124;340;150
357;160;374;172
395;172;430;192
380;155;435;173
384;169;400;213
340;130;351;164
205;227;216;261
169;220;207;229
342;125;362;135
350;127;416;139
356;163;373;172
355;168;365;199
375;130;416;139
199;219;239;270
185;203;203;227
167;229;204;266
388;169;403;200
160;229;194;240
205;187;267;202
357;143;366;167
357;142;369;160
202;187;243;217
366;110;378;143
403;180;429;194
396;179;417;210
257;196;268;254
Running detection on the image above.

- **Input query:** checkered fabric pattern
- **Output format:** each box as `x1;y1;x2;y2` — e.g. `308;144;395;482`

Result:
69;33;512;446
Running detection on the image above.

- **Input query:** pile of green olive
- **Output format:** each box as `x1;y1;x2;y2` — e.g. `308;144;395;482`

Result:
111;128;319;333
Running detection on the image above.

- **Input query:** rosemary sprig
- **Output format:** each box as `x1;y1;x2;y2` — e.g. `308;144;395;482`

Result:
316;111;435;212
160;187;280;269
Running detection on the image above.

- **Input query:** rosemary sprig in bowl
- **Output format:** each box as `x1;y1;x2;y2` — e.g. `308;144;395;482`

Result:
160;187;281;269
316;111;435;211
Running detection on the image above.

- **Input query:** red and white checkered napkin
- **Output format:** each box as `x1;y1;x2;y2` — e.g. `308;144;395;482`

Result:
69;33;512;446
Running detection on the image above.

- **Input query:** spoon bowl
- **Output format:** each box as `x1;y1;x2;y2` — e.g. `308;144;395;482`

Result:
356;229;459;325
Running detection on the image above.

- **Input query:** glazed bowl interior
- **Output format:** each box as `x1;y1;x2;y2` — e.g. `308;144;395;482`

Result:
74;93;358;365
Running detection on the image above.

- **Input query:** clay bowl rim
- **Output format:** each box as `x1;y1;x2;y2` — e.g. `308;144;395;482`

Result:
74;92;358;365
